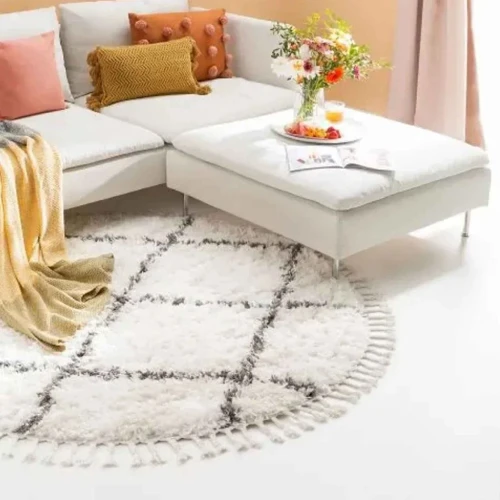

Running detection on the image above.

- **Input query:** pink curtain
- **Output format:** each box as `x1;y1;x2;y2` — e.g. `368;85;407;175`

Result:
388;0;484;148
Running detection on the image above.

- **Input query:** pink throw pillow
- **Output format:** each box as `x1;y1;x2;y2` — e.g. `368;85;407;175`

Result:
0;32;66;120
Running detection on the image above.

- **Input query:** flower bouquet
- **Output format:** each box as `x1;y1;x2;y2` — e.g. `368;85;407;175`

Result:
271;11;388;124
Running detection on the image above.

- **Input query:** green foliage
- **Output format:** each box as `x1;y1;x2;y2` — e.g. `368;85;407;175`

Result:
270;23;299;59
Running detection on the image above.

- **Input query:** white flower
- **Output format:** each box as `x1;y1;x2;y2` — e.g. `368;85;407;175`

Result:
329;29;353;50
299;44;311;61
271;56;298;79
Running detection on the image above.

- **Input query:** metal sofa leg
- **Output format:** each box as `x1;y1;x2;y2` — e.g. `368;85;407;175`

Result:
462;211;471;238
332;259;340;279
183;194;189;217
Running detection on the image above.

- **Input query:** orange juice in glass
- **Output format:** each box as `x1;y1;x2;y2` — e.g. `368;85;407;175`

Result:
325;101;345;123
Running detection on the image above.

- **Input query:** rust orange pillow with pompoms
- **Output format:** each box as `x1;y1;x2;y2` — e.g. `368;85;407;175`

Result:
129;9;232;82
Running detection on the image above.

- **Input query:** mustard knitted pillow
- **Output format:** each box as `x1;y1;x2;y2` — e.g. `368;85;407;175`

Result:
87;37;210;111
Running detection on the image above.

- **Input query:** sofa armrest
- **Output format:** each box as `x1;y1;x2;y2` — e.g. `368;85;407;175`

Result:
192;8;296;91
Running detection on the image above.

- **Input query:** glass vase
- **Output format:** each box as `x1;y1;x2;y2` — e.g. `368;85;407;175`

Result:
293;86;325;123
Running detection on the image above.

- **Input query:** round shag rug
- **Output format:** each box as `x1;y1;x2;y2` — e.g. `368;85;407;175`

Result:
0;211;395;467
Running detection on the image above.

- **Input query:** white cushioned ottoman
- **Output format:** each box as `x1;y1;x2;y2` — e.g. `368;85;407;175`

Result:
168;110;491;261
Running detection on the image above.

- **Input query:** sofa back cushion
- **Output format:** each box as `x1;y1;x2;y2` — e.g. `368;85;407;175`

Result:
0;7;73;103
0;32;66;120
59;0;189;98
129;9;232;82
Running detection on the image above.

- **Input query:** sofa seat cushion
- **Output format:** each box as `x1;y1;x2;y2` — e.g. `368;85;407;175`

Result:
172;110;490;211
16;104;164;170
75;78;295;143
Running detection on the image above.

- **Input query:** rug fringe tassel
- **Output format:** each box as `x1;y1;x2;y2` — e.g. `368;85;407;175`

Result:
77;443;97;468
102;444;117;468
41;441;59;466
147;442;167;465
223;429;249;452
22;439;40;464
1;435;19;460
60;442;78;467
191;436;216;460
314;400;348;418
285;412;315;431
209;433;228;454
271;417;300;439
128;443;144;467
167;439;192;465
256;421;285;444
237;428;262;449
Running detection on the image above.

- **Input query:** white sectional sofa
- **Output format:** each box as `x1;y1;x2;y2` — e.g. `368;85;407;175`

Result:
4;0;491;269
6;1;296;209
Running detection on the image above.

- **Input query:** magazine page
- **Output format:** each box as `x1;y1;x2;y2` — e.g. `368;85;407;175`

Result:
338;147;394;171
285;145;343;173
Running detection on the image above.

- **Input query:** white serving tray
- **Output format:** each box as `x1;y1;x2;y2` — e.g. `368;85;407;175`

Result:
271;118;363;145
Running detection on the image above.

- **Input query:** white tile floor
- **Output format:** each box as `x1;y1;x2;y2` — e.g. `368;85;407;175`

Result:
1;168;499;499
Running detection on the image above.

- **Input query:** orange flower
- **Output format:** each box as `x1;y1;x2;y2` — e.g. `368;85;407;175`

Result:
326;67;344;84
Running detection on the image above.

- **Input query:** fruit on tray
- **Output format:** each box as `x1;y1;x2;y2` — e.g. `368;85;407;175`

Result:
285;122;342;140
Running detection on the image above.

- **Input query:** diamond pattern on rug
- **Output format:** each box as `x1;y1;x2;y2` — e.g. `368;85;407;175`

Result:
0;211;395;465
83;301;264;373
66;213;183;243
179;213;294;246
233;381;309;423
34;376;228;442
67;237;157;296
130;243;289;304
0;370;57;433
286;247;361;306
253;307;370;390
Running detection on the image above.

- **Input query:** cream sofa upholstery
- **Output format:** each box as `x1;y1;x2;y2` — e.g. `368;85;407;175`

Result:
74;79;295;143
59;0;188;98
17;105;164;170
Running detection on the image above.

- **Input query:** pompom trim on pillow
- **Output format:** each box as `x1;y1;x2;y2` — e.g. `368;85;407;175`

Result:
128;9;232;82
162;26;174;39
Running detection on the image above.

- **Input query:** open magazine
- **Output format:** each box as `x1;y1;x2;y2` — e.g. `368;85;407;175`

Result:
285;145;394;173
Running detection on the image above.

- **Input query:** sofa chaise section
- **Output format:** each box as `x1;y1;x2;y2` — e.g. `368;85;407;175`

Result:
169;110;490;260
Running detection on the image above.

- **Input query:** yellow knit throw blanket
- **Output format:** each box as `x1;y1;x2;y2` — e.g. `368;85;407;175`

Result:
0;122;114;352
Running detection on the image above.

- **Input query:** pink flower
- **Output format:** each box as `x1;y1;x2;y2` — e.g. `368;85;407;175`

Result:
353;65;361;79
303;60;314;73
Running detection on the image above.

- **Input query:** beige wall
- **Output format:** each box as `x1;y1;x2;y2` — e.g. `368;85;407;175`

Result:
195;0;398;115
1;0;397;114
